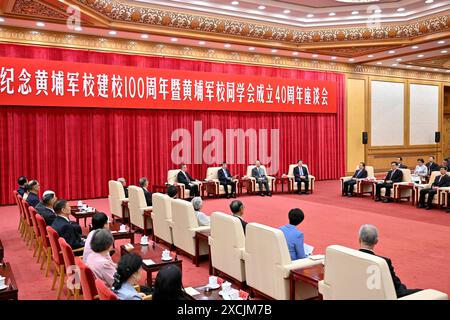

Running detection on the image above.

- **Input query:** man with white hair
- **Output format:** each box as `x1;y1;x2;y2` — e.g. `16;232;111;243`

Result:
358;224;421;298
35;190;58;225
117;177;128;198
191;197;210;226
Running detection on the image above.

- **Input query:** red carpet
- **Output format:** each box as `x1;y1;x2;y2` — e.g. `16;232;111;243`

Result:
1;180;449;299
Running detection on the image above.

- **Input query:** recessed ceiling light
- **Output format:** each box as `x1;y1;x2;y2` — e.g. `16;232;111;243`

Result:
74;26;82;32
420;67;426;70
441;50;448;54
376;62;383;65
392;64;398;67
407;65;412;68
396;58;403;61
329;12;336;16
446;70;450;73
258;5;266;10
248;47;255;51
0;17;5;23
224;43;231;48
292;52;299;56
141;34;149;39
374;9;382;14
231;1;239;5
425;0;434;3
171;37;178;42
312;54;318;58
351;11;359;15
411;46;419;49
437;40;445;44
108;30;117;35
331;56;337;60
349;58;355;62
198;41;206;45
283;9;291;14
388;50;395;54
307;14;314;18
397;8;405;12
271;49;278;53
417;54;424;58
434;68;439;71
36;22;45;27
368;55;374;58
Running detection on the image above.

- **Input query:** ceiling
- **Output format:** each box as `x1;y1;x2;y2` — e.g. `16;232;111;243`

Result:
0;0;449;73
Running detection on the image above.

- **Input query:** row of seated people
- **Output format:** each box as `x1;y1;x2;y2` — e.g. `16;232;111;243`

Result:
341;159;450;212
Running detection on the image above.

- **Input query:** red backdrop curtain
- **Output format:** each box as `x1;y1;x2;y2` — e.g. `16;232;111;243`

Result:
0;43;345;205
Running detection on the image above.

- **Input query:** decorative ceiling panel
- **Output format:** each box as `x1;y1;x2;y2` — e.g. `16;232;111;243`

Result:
11;0;67;20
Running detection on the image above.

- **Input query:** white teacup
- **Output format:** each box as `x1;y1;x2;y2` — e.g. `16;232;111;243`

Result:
77;200;82;207
221;281;232;293
119;224;126;232
228;289;239;300
162;249;171;259
208;276;218;287
141;236;149;244
0;276;5;288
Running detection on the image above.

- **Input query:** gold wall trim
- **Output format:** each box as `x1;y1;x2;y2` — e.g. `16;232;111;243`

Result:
0;26;449;83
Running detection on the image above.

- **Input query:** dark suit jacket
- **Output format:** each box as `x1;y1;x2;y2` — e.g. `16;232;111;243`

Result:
177;171;195;186
26;192;39;208
426;162;440;175
17;186;26;197
218;168;233;184
432;174;450;188
35;202;57;226
251;167;267;180
233;215;247;234
384;169;403;183
123;186;129;198
359;249;408;298
142;188;152;206
293;166;309;181
51;216;84;250
352;169;368;179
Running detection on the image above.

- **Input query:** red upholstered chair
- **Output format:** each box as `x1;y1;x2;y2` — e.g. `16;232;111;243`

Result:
35;214;52;277
75;258;99;300
17;194;28;239
13;190;24;234
95;279;119;300
29;207;43;261
21;200;33;247
58;237;81;300
47;226;66;300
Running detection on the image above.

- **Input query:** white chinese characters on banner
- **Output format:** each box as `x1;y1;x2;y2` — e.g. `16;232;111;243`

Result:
0;67;332;107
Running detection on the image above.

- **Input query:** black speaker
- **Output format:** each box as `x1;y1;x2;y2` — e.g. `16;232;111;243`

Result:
435;132;441;143
362;132;368;145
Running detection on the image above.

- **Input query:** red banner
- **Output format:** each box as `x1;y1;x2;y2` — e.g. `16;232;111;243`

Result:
0;57;337;113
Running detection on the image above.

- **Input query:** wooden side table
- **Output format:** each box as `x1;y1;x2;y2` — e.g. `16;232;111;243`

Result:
289;263;324;300
194;229;212;274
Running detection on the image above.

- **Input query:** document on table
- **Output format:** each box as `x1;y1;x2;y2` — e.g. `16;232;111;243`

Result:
143;259;155;266
184;287;200;296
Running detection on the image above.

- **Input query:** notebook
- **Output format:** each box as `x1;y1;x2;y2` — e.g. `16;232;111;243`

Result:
184;287;200;296
143;259;155;266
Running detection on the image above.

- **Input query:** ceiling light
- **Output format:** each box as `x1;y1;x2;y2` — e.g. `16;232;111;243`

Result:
420;67;426;70
351;11;359;15
258;5;266;10
329;12;336;16
307;14;314;18
283;9;291;14
74;26;82;32
407;65;412;68
397;8;405;12
224;43;231;48
411;46;419;49
331;56;337;60
0;17;5;23
441;50;448;54
425;0;434;3
108;30;117;35
171;37;178;42
374;9;382;13
446;70;450;73
36;22;45;27
292;52;299;56
368;55;374;58
271;49;278;53
417;54;424;58
434;68;439;71
312;54;318;58
437;40;445;44
392;64;398;67
349;58;355;62
198;41;206;45
141;34;149;39
396;58;403;61
231;1;239;5
248;47;255;51
388;50;395;54
376;62;383;65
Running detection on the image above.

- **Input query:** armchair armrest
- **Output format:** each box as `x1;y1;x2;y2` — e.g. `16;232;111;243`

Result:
140;207;153;215
72;247;84;253
438;187;450;192
233;247;245;260
309;175;316;180
120;198;128;202
398;289;447;300
142;294;153;301
189;226;211;238
278;258;324;278
340;176;352;182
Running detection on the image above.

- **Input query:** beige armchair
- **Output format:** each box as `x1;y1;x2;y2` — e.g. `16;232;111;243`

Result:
287;164;316;193
171;199;210;263
244;165;276;194
209;212;246;284
244;223;323;300
167;169;202;199
108;180;128;222
340;166;375;196
128;186;152;234
151;193;173;245
318;245;447;300
414;171;448;206
377;168;412;200
204;167;239;197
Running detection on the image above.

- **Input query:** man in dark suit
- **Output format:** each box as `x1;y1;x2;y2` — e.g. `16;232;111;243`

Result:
26;180;40;207
177;164;200;197
442;159;450;172
35;191;57;226
51;199;85;253
426;156;440;177
218;162;237;199
396;157;408;169
293;160;310;195
118;177;128;198
139;177;152;206
230;200;247;234
343;162;368;196
17;176;27;197
375;162;403;203
251;160;271;197
358;224;421;298
418;166;450;210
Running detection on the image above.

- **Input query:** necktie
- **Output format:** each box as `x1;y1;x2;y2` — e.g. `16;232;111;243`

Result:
299;166;303;176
